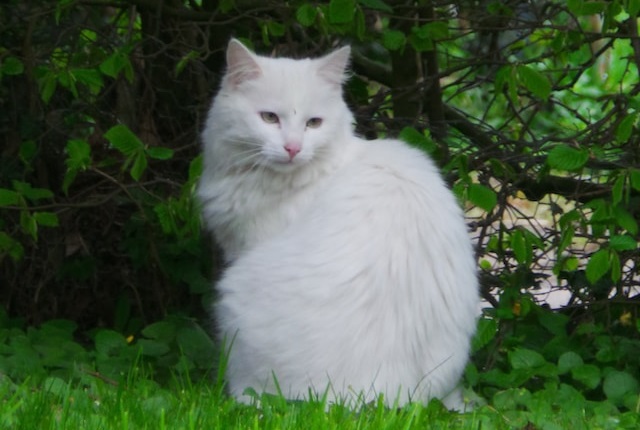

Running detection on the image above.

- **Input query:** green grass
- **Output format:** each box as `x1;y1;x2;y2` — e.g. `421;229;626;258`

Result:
1;372;482;429
2;369;638;430
1;312;639;429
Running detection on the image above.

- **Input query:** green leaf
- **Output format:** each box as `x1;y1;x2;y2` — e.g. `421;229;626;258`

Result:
137;339;170;357
358;0;392;12
33;212;59;227
603;371;639;404
176;324;215;365
468;183;497;212
130;152;148;181
0;189;22;206
611;174;625;206
558;351;583;374
267;21;286;37
517;65;551;100
154;204;175;235
40;72;58;104
12;181;53;201
610;250;621;283
142;321;177;343
147;147;174;160
586;248;610;284
537;310;569;336
105;124;144;156
424;21;449;39
630;169;640;191
65;139;91;170
616;114;637;143
296;4;318;27
509;348;547;369
100;50;133;82
472;317;497;352
510;230;527;264
382;30;406;51
546;145;589;171
94;329;128;357
72;69;103;94
571;364;601;389
175;51;199;78
613;205;638;235
399;127;435;154
609;234;637;251
20;211;38;240
19;140;37;164
1;56;24;76
188;155;203;182
329;0;356;24
0;231;25;261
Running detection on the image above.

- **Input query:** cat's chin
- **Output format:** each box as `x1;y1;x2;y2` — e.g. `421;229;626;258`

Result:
265;159;309;173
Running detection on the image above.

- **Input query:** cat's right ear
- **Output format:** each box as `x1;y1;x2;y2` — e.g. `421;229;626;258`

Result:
224;39;262;87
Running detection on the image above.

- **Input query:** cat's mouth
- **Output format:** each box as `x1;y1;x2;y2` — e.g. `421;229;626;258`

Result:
267;157;308;172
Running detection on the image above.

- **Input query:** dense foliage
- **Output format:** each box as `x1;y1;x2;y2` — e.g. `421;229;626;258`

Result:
1;0;639;418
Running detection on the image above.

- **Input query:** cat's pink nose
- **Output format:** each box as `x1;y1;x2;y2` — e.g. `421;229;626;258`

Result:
284;143;301;160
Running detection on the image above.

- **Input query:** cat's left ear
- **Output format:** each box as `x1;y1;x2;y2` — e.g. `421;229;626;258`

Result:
225;39;262;87
317;46;351;86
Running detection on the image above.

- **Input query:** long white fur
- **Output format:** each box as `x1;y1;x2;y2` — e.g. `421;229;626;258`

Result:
198;39;478;409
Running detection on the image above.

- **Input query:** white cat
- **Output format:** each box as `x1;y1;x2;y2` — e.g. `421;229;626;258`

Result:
198;39;478;410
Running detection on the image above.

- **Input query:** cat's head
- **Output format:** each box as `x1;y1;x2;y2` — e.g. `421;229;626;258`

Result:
207;39;354;172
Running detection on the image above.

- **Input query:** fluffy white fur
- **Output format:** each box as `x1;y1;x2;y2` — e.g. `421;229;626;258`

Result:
198;39;478;409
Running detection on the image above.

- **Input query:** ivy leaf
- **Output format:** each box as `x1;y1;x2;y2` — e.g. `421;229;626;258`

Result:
509;348;547;369
586;249;610;284
603;371;639;405
104;124;144;156
94;329;128;357
329;0;356;24
142;321;177;343
517;65;551;101
468;183;497;212
558;351;583;374
547;144;589;171
571;364;601;389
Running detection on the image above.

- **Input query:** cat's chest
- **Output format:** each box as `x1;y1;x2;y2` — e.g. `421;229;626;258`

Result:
208;170;323;261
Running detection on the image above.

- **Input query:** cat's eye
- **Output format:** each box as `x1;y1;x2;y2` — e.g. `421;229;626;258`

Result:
306;117;323;129
260;111;279;124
